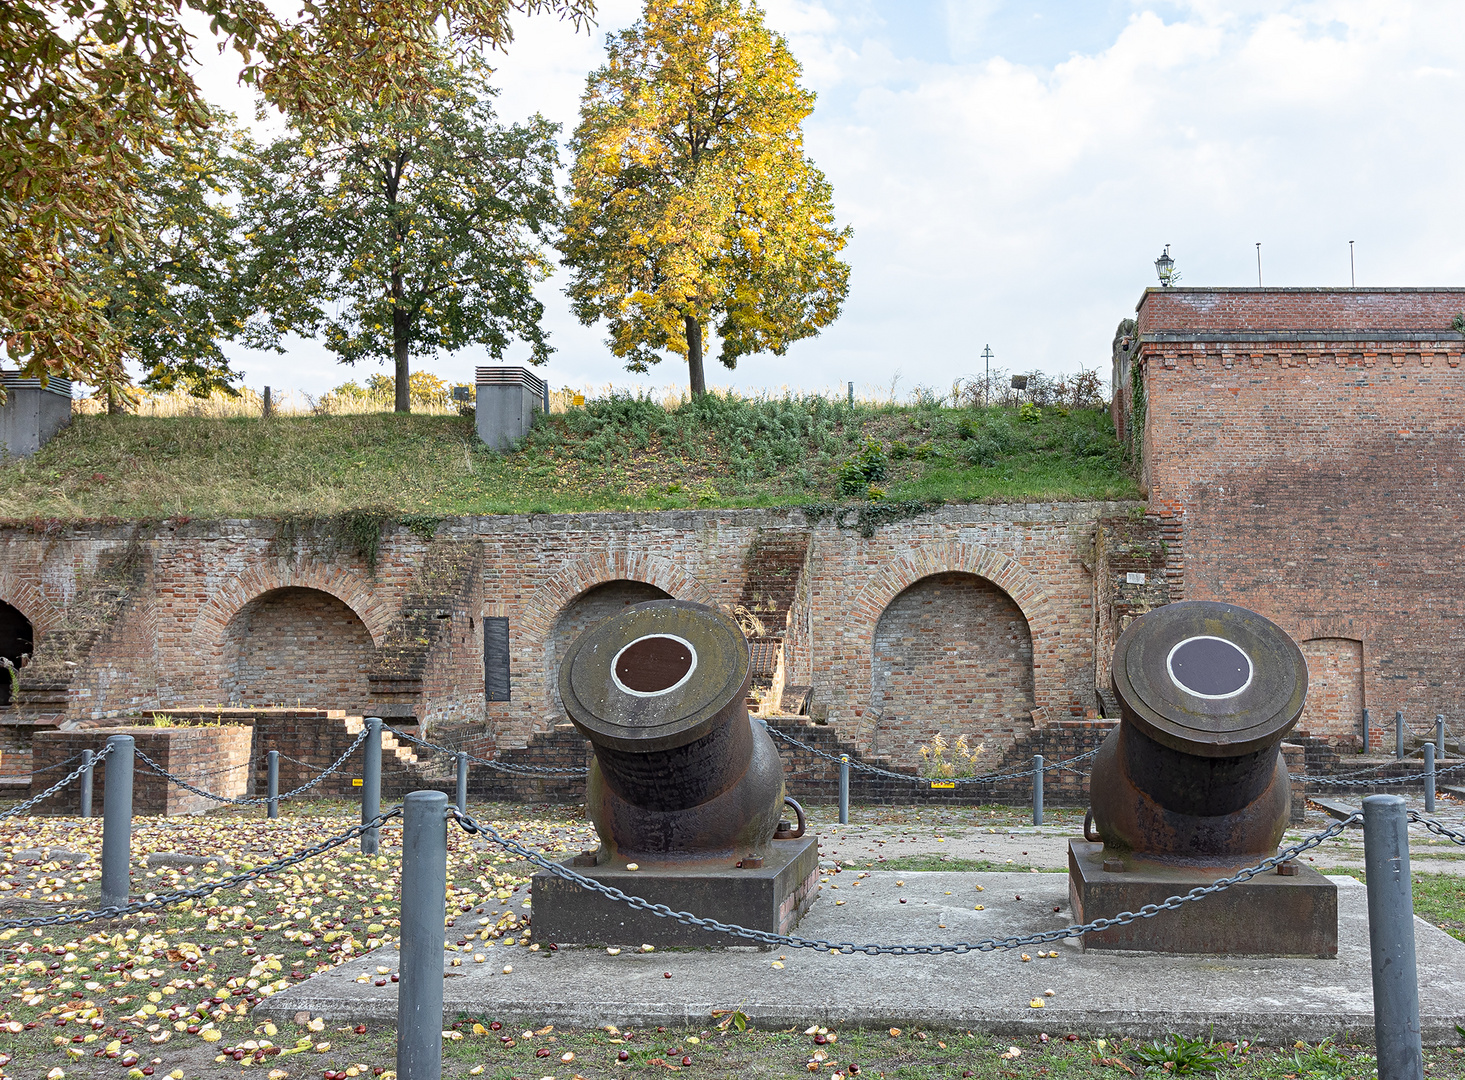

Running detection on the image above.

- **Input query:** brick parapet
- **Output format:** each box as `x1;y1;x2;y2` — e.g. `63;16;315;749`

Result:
28;725;251;815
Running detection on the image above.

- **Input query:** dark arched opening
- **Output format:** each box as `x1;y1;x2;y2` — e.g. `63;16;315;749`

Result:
0;601;33;706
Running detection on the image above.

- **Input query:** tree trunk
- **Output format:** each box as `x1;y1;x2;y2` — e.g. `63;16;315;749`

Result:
685;315;706;397
392;279;410;414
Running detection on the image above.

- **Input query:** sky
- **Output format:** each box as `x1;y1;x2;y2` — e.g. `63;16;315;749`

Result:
186;0;1465;402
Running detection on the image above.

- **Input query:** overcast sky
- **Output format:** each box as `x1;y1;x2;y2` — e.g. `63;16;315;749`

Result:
192;0;1465;402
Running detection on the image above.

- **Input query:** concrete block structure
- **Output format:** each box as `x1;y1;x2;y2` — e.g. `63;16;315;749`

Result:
0;373;72;457
475;366;548;450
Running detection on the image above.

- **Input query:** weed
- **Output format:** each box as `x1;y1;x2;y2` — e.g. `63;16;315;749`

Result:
1132;1033;1230;1074
1291;1038;1360;1078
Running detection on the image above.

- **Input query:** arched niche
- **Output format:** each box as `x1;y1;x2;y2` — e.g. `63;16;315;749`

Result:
871;571;1035;760
223;587;374;711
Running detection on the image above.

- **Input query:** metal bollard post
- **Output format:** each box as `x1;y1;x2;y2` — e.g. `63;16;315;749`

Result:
1396;711;1405;760
100;735;134;910
838;755;849;826
397;790;449;1080
1436;715;1446;756
79;748;94;819
1033;755;1044;827
1362;794;1423;1080
362;718;382;855
1424;742;1436;814
1363;707;1371;754
455;752;469;815
266;751;279;820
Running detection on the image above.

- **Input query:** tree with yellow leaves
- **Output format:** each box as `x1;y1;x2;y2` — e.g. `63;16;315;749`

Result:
558;0;851;396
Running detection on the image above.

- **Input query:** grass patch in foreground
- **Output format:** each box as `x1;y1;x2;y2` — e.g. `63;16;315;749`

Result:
0;395;1137;520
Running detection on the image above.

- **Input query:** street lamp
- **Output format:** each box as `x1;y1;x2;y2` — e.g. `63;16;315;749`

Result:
1155;244;1176;287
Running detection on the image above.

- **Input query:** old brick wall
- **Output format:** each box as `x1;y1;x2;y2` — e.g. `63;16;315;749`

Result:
29;725;251;815
223;587;375;712
871;571;1036;753
1133;287;1465;740
0;502;1130;776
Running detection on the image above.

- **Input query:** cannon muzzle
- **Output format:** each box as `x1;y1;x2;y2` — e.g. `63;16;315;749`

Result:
1090;600;1308;859
559;599;786;867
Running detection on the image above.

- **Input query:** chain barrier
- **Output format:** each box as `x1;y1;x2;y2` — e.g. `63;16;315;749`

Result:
0;744;114;822
27;752;85;776
385;726;589;777
766;726;1101;786
0;808;403;930
277;752;325;773
133;728;369;806
1408;811;1465;846
172;752;265;782
1298;760;1465;788
448;806;1358;954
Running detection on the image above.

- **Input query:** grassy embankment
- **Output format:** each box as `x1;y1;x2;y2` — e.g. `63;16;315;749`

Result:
0;393;1137;521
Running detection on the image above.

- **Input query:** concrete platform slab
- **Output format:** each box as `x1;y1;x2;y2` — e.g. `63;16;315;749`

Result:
255;871;1465;1044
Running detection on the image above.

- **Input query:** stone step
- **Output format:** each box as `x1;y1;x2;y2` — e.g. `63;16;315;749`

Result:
1310;796;1363;823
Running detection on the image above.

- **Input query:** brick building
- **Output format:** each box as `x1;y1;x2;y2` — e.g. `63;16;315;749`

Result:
1114;287;1465;745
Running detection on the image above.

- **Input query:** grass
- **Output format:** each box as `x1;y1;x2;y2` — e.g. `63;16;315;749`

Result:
0;393;1138;521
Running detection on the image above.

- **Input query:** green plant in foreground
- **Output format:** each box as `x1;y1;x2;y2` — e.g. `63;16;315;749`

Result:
1293;1037;1367;1079
1132;1033;1230;1074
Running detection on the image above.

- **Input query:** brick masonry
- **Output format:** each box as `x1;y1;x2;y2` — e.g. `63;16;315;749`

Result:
0;502;1130;778
1123;287;1465;744
29;725;252;816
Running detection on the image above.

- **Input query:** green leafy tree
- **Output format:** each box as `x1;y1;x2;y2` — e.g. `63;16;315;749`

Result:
242;52;560;412
1;0;592;396
74;111;256;401
559;0;851;396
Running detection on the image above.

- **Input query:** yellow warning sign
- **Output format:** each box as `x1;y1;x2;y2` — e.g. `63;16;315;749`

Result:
352;779;364;787
929;781;956;789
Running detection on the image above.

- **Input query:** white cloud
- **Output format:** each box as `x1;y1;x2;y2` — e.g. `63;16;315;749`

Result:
194;0;1465;400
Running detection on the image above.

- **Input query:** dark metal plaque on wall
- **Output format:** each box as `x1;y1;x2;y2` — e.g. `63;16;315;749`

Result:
484;616;511;701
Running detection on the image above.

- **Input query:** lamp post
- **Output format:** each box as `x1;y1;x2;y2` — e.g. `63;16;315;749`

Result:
1155;245;1176;287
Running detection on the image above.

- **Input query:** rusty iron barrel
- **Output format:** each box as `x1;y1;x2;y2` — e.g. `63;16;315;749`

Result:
559;599;785;867
1090;600;1308;859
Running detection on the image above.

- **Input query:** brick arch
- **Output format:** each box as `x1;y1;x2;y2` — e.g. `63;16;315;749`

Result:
517;553;716;643
849;543;1059;722
192;564;393;649
0;572;63;636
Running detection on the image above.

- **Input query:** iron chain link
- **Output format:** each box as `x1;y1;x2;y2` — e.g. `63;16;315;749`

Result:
133;728;369;806
0;743;113;822
1408;811;1465;846
766;726;1100;785
0;808;403;930
1298;759;1465;788
447;807;1358;954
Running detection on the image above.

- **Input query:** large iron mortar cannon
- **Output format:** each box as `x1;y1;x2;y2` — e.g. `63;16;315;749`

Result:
558;599;794;867
1072;600;1336;955
1089;599;1307;858
535;599;818;946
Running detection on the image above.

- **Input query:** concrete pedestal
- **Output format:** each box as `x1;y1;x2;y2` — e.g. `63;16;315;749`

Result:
1069;840;1337;957
531;835;819;948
